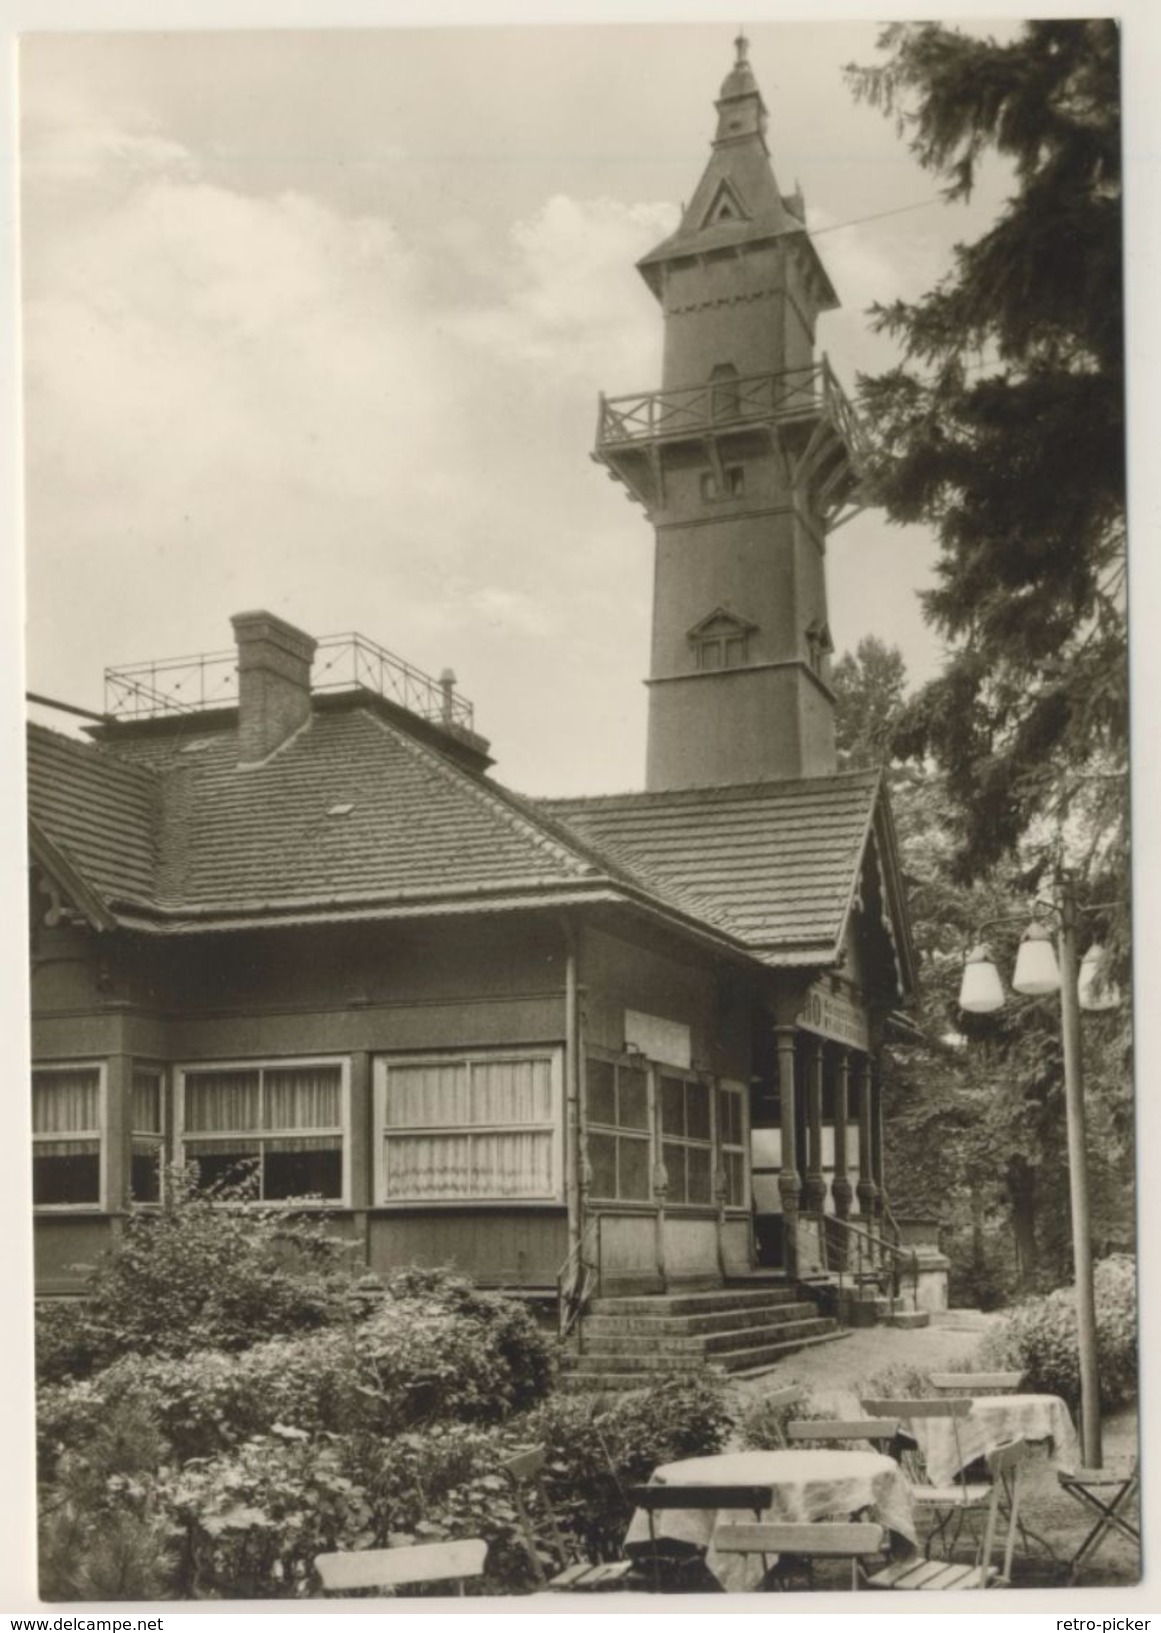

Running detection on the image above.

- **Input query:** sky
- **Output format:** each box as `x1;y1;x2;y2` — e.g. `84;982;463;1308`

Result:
17;18;1023;796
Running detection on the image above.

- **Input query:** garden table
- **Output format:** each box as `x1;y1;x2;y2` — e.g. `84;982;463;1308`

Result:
907;1394;1079;1487
623;1448;918;1593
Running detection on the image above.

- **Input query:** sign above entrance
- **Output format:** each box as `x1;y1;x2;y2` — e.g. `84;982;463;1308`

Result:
624;1010;692;1070
796;983;870;1052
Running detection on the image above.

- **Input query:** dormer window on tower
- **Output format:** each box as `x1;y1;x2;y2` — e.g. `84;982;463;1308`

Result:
689;609;756;672
806;619;834;676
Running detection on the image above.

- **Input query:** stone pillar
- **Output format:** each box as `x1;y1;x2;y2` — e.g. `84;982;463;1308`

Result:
801;1036;826;1214
832;1047;853;1224
855;1054;878;1221
774;1023;800;1278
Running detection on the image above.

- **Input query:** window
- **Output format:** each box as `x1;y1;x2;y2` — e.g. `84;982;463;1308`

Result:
132;1068;165;1203
718;1082;748;1208
178;1059;348;1202
689;610;753;672
33;1065;103;1207
700;465;745;502
376;1051;561;1203
660;1073;713;1205
586;1056;651;1202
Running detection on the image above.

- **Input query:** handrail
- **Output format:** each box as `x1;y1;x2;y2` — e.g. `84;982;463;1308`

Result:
555;1214;600;1346
596;362;853;449
821;1212;920;1322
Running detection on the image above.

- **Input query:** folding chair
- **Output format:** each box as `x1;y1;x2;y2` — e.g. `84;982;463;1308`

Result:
315;1537;487;1596
929;1371;1023;1397
755;1383;809;1447
786;1418;902;1453
1058;1460;1140;1582
716;1520;890;1592
627;1482;774;1593
865;1439;1029;1590
861;1396;989;1559
501;1445;636;1592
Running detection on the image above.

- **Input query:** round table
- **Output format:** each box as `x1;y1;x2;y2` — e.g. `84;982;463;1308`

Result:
911;1394;1079;1486
624;1447;918;1593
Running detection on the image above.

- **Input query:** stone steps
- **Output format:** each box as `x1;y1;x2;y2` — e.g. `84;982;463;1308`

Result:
564;1315;838;1373
582;1298;816;1339
586;1286;797;1319
558;1330;852;1393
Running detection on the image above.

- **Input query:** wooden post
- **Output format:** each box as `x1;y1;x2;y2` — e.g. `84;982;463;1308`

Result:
1059;885;1101;1467
832;1047;852;1225
348;1050;372;1268
774;1024;800;1279
802;1037;826;1214
855;1055;877;1221
871;1059;886;1226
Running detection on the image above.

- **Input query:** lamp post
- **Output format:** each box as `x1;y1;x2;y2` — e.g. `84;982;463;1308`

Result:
958;878;1119;1469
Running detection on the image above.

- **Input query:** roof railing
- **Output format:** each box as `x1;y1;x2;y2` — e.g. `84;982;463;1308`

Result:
104;631;475;731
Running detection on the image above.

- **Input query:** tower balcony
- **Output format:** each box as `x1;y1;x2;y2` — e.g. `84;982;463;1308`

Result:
594;357;869;527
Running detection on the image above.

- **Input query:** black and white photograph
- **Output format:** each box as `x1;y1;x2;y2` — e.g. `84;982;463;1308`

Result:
9;3;1152;1609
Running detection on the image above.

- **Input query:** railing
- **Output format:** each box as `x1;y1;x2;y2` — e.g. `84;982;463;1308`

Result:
821;1213;919;1323
104;631;475;732
596;357;864;459
555;1215;601;1346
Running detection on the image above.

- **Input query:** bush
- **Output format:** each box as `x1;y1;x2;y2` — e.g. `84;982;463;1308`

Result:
980;1253;1138;1411
36;1166;369;1382
39;1271;555;1475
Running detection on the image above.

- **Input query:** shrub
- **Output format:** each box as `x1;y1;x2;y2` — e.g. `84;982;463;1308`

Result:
980;1253;1138;1411
36;1166;369;1382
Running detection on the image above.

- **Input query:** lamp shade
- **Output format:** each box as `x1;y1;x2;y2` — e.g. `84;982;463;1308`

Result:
1078;943;1122;1012
1012;921;1061;996
959;945;1005;1013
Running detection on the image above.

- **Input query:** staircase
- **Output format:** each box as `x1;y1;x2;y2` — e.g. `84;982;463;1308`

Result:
559;1281;850;1392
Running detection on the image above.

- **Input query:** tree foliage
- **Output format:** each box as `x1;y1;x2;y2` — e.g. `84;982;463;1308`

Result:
846;21;1127;890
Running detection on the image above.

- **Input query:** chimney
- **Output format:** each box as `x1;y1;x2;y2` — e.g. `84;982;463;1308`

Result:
230;610;317;765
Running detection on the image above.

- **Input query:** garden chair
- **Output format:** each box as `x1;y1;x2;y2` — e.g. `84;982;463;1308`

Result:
861;1396;990;1559
786;1418;902;1453
754;1383;809;1447
864;1438;1029;1590
929;1371;1024;1397
1058;1458;1140;1582
626;1482;775;1593
315;1536;488;1596
716;1519;890;1592
500;1444;637;1592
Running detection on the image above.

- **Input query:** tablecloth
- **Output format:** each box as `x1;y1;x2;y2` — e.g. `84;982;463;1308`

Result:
623;1447;918;1593
910;1394;1079;1487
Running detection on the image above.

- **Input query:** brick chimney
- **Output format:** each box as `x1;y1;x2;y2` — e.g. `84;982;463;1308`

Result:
231;610;317;765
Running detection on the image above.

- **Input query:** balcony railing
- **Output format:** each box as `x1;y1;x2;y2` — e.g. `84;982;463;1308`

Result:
596;357;865;462
104;631;475;732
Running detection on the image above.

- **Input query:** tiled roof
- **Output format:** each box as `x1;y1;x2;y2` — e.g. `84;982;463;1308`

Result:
27;724;158;907
542;773;882;964
27;704;898;978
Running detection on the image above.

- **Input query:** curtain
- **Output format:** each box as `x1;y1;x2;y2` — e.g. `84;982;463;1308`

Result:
265;1066;341;1130
384;1131;554;1200
33;1069;99;1153
185;1069;259;1132
132;1071;162;1135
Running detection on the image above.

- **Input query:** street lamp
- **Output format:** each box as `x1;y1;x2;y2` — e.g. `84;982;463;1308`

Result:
957;881;1121;1468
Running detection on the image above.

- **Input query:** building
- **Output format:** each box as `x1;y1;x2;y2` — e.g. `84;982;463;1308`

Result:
27;41;920;1367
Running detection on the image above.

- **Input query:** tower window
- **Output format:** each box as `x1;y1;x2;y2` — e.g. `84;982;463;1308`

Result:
700;465;745;501
688;608;755;672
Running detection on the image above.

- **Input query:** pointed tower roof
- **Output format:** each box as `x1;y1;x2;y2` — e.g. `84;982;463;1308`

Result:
637;34;838;308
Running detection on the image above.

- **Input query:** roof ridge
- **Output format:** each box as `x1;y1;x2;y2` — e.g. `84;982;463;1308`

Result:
358;707;600;883
539;768;880;810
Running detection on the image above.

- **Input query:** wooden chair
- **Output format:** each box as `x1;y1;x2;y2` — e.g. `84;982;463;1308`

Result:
627;1482;774;1593
315;1537;487;1596
755;1383;809;1447
786;1418;902;1453
861;1397;989;1559
929;1371;1024;1397
501;1445;636;1592
865;1438;1029;1590
716;1520;889;1592
1058;1459;1140;1582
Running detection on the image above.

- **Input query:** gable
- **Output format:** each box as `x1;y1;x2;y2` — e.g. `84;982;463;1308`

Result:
699;177;751;228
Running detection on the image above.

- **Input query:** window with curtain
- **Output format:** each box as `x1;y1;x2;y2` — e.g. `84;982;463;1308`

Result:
376;1051;560;1203
131;1068;165;1203
717;1081;748;1209
586;1055;651;1202
178;1060;346;1202
33;1065;103;1207
660;1072;713;1205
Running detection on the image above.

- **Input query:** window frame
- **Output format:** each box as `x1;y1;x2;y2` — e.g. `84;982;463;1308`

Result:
717;1078;750;1212
373;1048;564;1208
130;1064;167;1207
658;1069;716;1209
175;1056;351;1207
32;1061;107;1213
584;1051;653;1206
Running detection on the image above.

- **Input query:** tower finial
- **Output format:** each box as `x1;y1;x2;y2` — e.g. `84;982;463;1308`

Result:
734;29;749;66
